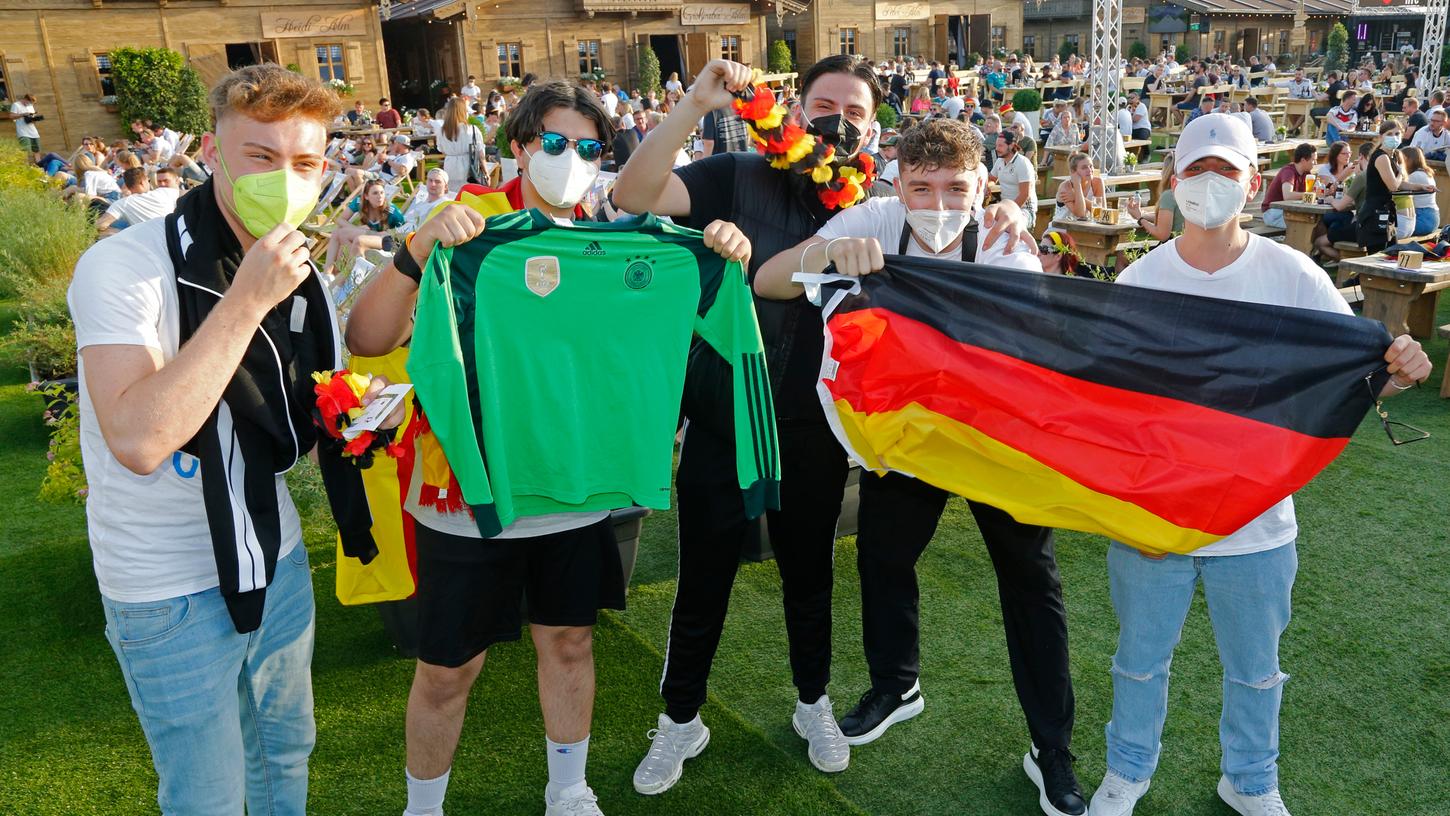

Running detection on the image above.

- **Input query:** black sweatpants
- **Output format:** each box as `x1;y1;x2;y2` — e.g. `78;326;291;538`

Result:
855;471;1075;751
660;420;850;724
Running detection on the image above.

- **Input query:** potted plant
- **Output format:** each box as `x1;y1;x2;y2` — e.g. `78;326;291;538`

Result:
326;78;356;97
1012;88;1042;135
496;117;517;182
876;103;899;130
1275;125;1288;142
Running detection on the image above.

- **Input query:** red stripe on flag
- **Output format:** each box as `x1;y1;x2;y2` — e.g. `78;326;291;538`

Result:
827;307;1348;536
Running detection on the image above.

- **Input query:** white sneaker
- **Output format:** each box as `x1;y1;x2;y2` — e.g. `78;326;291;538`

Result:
1087;771;1151;816
631;713;711;795
544;782;603;816
792;695;850;773
1217;776;1292;816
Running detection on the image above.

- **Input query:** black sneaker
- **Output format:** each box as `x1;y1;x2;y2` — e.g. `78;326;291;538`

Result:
1023;745;1087;816
837;682;925;746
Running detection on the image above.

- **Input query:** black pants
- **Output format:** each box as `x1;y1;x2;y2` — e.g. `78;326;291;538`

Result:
855;471;1075;750
661;420;850;723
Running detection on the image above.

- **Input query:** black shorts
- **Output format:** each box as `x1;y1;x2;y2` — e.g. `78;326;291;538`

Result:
414;517;625;667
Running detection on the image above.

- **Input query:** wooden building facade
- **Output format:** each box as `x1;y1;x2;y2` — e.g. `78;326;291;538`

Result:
380;0;771;108
0;0;389;151
766;0;1025;70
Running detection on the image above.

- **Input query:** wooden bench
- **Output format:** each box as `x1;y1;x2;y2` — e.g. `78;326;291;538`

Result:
1440;323;1450;398
1338;283;1366;306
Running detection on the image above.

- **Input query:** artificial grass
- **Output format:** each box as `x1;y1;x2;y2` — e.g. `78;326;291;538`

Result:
2;296;1447;815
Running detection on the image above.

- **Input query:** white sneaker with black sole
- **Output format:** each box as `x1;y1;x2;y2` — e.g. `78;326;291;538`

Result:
837;682;925;746
1217;775;1292;816
1087;771;1150;816
631;713;710;795
792;695;850;773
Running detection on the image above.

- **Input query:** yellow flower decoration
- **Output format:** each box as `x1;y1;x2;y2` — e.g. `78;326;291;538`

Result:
341;371;372;397
838;166;866;185
810;163;835;184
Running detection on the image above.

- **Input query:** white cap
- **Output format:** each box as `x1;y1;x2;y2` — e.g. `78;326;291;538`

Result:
392;133;411;144
1174;113;1256;174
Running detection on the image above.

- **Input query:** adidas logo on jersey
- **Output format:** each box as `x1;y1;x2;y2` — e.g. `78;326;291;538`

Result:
583;241;606;257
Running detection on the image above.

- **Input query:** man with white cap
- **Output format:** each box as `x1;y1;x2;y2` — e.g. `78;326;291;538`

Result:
1086;113;1432;816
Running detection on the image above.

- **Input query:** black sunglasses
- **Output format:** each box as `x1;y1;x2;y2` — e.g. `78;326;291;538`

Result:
538;131;605;162
1365;375;1430;446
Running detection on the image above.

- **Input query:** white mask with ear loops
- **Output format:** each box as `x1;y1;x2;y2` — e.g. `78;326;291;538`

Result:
1174;171;1247;229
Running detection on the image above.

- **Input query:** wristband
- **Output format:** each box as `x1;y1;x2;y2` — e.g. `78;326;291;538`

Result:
1389;375;1416;391
393;236;423;284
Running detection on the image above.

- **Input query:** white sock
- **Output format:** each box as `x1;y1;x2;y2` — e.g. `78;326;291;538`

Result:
544;735;589;801
404;767;450;816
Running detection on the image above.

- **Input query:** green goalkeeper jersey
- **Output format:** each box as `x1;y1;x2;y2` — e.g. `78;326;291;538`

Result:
407;209;780;538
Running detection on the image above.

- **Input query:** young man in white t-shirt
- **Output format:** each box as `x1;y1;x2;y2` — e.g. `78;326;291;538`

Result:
1088;113;1431;816
459;75;481;100
96;166;181;235
755;120;1089;816
9;92;42;159
991;129;1038;215
67;64;401;816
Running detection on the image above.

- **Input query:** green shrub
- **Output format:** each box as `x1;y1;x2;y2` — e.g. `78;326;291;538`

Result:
1324;23;1348;75
1012;89;1042;113
1174;44;1191;65
1128;41;1149;61
639;46;661;95
876;103;898;130
36;382;86;504
1058;39;1076;63
768;40;793;74
965;52;982;69
0;142;49;193
1;271;77;379
110;46;211;135
0;186;93;299
495;117;514;159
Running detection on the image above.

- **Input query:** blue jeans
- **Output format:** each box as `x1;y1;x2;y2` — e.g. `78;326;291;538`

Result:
1103;541;1296;796
102;544;316;815
1414;207;1439;236
1262;208;1286;229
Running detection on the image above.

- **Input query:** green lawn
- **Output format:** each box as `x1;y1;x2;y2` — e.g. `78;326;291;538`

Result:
1;296;1447;816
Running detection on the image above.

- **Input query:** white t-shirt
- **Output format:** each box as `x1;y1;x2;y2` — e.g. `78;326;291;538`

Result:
601;93;619;117
1409;169;1437;210
1410;126;1450;155
382;150;418;178
814;195;1042;272
459;83;481;100
943;97;965;119
1128;102;1149;130
104;186;180;226
67;218;302;602
1116;233;1354;557
403;189;446;227
11;100;38;139
993;152;1038;214
82;169;120;198
1116;107;1133;138
1288;78;1315;99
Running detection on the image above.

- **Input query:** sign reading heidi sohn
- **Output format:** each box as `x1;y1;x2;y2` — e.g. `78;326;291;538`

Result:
260;9;371;39
680;4;751;25
876;1;930;20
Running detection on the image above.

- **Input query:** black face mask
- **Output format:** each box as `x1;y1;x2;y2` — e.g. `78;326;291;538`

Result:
806;114;862;157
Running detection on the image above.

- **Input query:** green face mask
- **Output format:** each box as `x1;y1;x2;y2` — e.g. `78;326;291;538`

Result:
214;140;319;238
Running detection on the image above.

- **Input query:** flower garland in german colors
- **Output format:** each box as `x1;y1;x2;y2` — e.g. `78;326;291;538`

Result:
312;369;405;467
732;82;875;210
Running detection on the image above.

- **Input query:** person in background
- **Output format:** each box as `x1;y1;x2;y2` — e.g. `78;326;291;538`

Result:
1186;94;1217;125
411;108;437;138
1357;121;1432;252
1055;152;1103;222
96;166;181;236
1409;108;1450;161
1125;152;1182;242
1260;142;1316;230
459;75;481;102
1038;227;1083;276
435;96;486;192
1244;97;1275;143
1401;96;1426;143
402;167;449;228
325;177;403;274
1127;92;1151;142
62;153;121;212
1399;146;1440;236
347;99;372;127
375;98;403;130
612;113;640;168
1310;71;1346;124
1314;141;1355;198
701;101;751;156
991;130;1037;215
1315;142;1372;261
1355;91;1382;129
1325;90;1358;143
665;71;684;95
1010;121;1038;167
9;92;42;161
1088;112;1431;816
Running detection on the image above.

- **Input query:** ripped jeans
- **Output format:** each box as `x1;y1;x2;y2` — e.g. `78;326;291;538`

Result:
1103;541;1296;796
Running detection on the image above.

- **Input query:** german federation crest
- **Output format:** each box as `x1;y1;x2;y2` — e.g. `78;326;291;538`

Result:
624;255;654;290
525;256;561;297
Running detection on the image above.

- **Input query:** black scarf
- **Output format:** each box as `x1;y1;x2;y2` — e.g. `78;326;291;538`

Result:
165;179;377;634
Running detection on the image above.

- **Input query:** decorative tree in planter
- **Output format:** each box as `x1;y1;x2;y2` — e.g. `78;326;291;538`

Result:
768;40;793;74
109;47;210;135
1324;23;1348;75
876;103;899;130
639;45;662;96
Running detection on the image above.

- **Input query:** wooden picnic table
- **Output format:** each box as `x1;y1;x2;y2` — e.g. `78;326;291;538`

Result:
1053;169;1161;205
1268;199;1333;257
1336;254;1450;339
1043;140;1150;181
1254;138;1327;157
1340;129;1380;157
1435;160;1450;221
1282;98;1316;137
1050;214;1145;269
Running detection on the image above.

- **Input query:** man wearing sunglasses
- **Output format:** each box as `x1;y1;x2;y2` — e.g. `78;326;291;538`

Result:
347;80;751;816
614;56;1036;795
1087;114;1431;816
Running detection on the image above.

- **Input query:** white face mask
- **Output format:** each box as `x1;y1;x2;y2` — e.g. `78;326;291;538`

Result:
1174;170;1247;229
903;205;973;253
523;145;600;208
1381;135;1402;150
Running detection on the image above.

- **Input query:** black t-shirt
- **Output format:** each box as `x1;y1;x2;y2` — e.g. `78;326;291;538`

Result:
890;74;909;100
1326;80;1347;107
675;153;841;425
1408;111;1429;132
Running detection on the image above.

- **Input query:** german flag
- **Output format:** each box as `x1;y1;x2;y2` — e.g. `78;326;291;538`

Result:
816;256;1392;555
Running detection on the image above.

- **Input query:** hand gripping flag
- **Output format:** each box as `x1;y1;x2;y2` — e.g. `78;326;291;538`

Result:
807;256;1392;555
